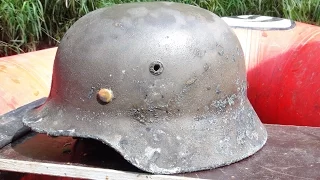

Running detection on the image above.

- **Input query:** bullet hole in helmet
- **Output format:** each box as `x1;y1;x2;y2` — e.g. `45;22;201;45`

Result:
149;61;164;75
154;64;160;71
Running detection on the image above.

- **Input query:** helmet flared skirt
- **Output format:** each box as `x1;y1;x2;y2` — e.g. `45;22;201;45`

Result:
23;96;267;174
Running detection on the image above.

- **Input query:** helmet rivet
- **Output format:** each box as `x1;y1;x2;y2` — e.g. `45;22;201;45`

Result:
149;61;164;75
97;88;113;103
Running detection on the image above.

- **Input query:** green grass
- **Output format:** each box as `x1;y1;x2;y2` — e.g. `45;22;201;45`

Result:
282;0;320;25
0;0;44;55
0;0;319;56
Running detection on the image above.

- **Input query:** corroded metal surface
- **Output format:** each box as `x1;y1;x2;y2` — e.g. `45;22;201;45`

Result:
21;2;267;174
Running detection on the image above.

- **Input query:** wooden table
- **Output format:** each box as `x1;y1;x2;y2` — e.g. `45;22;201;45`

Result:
0;124;319;180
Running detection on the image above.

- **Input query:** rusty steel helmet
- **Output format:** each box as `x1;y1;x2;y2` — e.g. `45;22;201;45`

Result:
23;2;267;174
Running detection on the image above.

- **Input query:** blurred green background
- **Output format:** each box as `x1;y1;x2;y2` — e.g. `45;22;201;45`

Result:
1;0;319;56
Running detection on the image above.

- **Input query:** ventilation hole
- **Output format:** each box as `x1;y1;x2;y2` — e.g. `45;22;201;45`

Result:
153;64;160;71
149;61;164;75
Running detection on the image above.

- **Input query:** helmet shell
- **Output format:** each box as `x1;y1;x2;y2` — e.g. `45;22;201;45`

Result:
23;2;267;174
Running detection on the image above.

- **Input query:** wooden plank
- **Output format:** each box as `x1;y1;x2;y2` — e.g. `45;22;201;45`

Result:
0;159;201;180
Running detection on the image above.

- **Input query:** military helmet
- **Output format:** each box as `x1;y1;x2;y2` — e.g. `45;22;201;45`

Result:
23;2;267;174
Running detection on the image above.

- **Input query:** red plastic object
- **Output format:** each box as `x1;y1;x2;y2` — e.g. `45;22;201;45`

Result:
233;22;320;127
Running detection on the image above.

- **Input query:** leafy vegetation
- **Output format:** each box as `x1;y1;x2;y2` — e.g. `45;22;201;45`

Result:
0;0;319;56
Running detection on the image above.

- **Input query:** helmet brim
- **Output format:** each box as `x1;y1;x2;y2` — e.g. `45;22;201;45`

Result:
23;96;267;174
